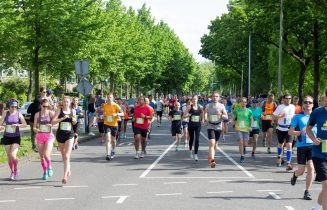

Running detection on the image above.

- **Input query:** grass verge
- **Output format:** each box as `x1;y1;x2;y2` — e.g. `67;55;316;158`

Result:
0;137;33;164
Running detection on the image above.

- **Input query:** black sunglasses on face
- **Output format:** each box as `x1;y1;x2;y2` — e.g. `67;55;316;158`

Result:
303;101;313;105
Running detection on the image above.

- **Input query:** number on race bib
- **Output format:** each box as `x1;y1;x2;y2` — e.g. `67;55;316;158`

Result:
173;115;181;120
60;122;72;131
191;116;200;122
322;140;327;153
136;118;144;124
39;124;51;133
105;116;113;122
238;121;245;129
251;121;258;128
5;125;16;133
209;115;219;122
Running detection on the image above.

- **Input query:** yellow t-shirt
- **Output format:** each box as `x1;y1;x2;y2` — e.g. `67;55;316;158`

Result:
103;102;121;126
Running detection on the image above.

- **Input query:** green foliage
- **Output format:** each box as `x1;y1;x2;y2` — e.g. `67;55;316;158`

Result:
0;78;29;104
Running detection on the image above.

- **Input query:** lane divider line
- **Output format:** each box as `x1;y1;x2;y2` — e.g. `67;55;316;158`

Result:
45;198;75;201
14;187;41;190
101;196;129;204
268;192;281;200
0;200;16;203
112;184;138;186
155;193;182;196
207;191;233;194
285;206;295;210
163;182;187;185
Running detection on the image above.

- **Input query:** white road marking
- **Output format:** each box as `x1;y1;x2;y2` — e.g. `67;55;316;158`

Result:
113;184;138;186
101;196;129;204
127;143;133;146
118;143;125;146
14;186;41;190
208;180;232;183
143;176;251;179
200;132;255;178
139;141;176;178
285;206;295;210
268;192;281;200
45;198;75;201
0;200;16;203
155;193;182;196
257;189;281;192
62;185;88;188
163;182;187;185
252;179;274;181
207;191;233;194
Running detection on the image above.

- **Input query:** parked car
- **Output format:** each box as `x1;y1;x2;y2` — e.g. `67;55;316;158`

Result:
19;102;32;123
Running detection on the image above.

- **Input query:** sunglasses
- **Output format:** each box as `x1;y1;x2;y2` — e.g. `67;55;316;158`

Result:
303;101;313;105
285;98;292;100
43;105;49;108
10;106;17;108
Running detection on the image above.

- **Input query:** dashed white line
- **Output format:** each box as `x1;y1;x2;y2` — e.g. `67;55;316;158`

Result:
285;206;295;210
14;187;41;190
143;176;252;179
208;180;232;183
127;143;133;146
118;143;124;146
0;200;16;203
112;184;138;187
163;182;187;185
139;141;176;178
268;192;281;200
101;196;129;204
62;185;88;188
257;190;281;192
200;132;255;178
155;193;182;196
207;191;233;194
45;198;75;201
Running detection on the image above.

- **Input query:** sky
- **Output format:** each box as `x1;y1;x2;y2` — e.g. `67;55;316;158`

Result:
121;0;229;62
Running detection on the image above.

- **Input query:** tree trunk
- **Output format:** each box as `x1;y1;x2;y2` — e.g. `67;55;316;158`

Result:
109;72;114;93
33;16;41;98
313;20;320;102
297;62;307;104
28;68;33;101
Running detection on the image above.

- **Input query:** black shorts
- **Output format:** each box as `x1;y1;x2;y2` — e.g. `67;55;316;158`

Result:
133;127;148;138
156;111;163;117
1;136;21;145
56;130;73;143
250;129;260;137
171;124;182;136
297;146;312;165
73;123;79;133
182;121;188;129
262;120;273;132
98;122;104;134
313;157;327;182
276;129;291;144
104;125;118;137
207;129;221;142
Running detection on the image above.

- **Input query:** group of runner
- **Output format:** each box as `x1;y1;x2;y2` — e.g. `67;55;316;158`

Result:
1;89;327;210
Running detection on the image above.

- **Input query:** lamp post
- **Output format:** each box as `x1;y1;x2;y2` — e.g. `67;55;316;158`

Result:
278;0;283;97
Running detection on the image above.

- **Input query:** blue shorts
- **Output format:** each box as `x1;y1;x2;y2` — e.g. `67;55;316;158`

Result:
235;131;249;141
182;121;188;129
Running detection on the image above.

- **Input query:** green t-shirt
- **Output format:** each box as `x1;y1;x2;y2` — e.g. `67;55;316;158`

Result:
249;107;262;129
234;108;253;132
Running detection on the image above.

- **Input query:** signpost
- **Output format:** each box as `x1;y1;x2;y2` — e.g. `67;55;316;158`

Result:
75;60;92;134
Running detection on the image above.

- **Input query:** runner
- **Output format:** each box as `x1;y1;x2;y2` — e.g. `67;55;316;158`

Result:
133;96;152;159
0;99;27;180
33;99;55;180
155;97;164;127
96;101;105;143
71;97;83;150
52;96;77;184
181;98;191;148
204;92;228;167
307;94;327;210
122;99;130;139
221;98;231;142
168;102;183;151
145;97;155;141
261;94;277;153
289;96;315;200
273;94;295;170
184;95;204;161
103;93;124;160
169;95;177;112
87;95;96;136
233;97;253;163
249;99;262;159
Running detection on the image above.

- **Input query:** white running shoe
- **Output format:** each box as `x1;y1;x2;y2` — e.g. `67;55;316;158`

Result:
134;153;140;159
190;150;194;159
140;151;145;158
194;154;199;161
88;132;95;136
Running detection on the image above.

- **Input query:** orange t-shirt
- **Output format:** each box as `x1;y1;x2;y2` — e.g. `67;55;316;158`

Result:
295;105;302;114
262;101;276;120
103;102;121;126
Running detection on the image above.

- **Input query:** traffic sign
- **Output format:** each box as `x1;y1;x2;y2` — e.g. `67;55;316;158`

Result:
75;60;89;76
76;78;93;96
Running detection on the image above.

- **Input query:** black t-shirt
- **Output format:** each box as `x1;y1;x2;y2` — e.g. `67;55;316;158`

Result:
169;110;182;127
88;103;95;113
189;105;203;127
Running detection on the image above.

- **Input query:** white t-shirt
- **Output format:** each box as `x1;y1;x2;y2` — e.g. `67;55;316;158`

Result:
156;100;163;111
273;104;295;131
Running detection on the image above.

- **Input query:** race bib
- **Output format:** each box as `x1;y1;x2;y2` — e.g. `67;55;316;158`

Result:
39;124;51;133
284;117;291;125
5;125;16;133
322;140;327;153
238;121;245;129
251;121;258;128
60;122;72;131
173;115;181;120
99;115;104;120
305;134;313;144
105;116;113;122
191;116;200;122
136;118;144;124
265;115;272;120
209;115;219;122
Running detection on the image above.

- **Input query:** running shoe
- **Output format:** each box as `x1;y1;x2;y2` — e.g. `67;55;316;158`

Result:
210;160;216;168
194;154;199;161
75;144;78;150
286;164;293;171
9;172;15;180
222;136;225;143
262;138;266;147
89;132;95;136
303;190;312;200
291;172;297;185
240;156;245;163
106;155;111;161
14;170;18;179
140;151;145;158
243;147;246;155
267;147;271;154
42;172;49;180
251;153;256;160
48;168;53;177
175;146;180;151
110;151;116;159
134;153;140;159
189;151;194;159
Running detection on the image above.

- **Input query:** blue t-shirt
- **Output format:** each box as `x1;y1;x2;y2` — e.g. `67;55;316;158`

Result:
225;105;231;113
290;112;316;148
249;107;262;130
308;107;327;159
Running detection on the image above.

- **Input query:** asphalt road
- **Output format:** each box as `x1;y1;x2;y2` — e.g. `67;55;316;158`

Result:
0;119;321;210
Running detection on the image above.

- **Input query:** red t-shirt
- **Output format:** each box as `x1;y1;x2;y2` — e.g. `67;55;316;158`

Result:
133;105;152;130
295;105;302;114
